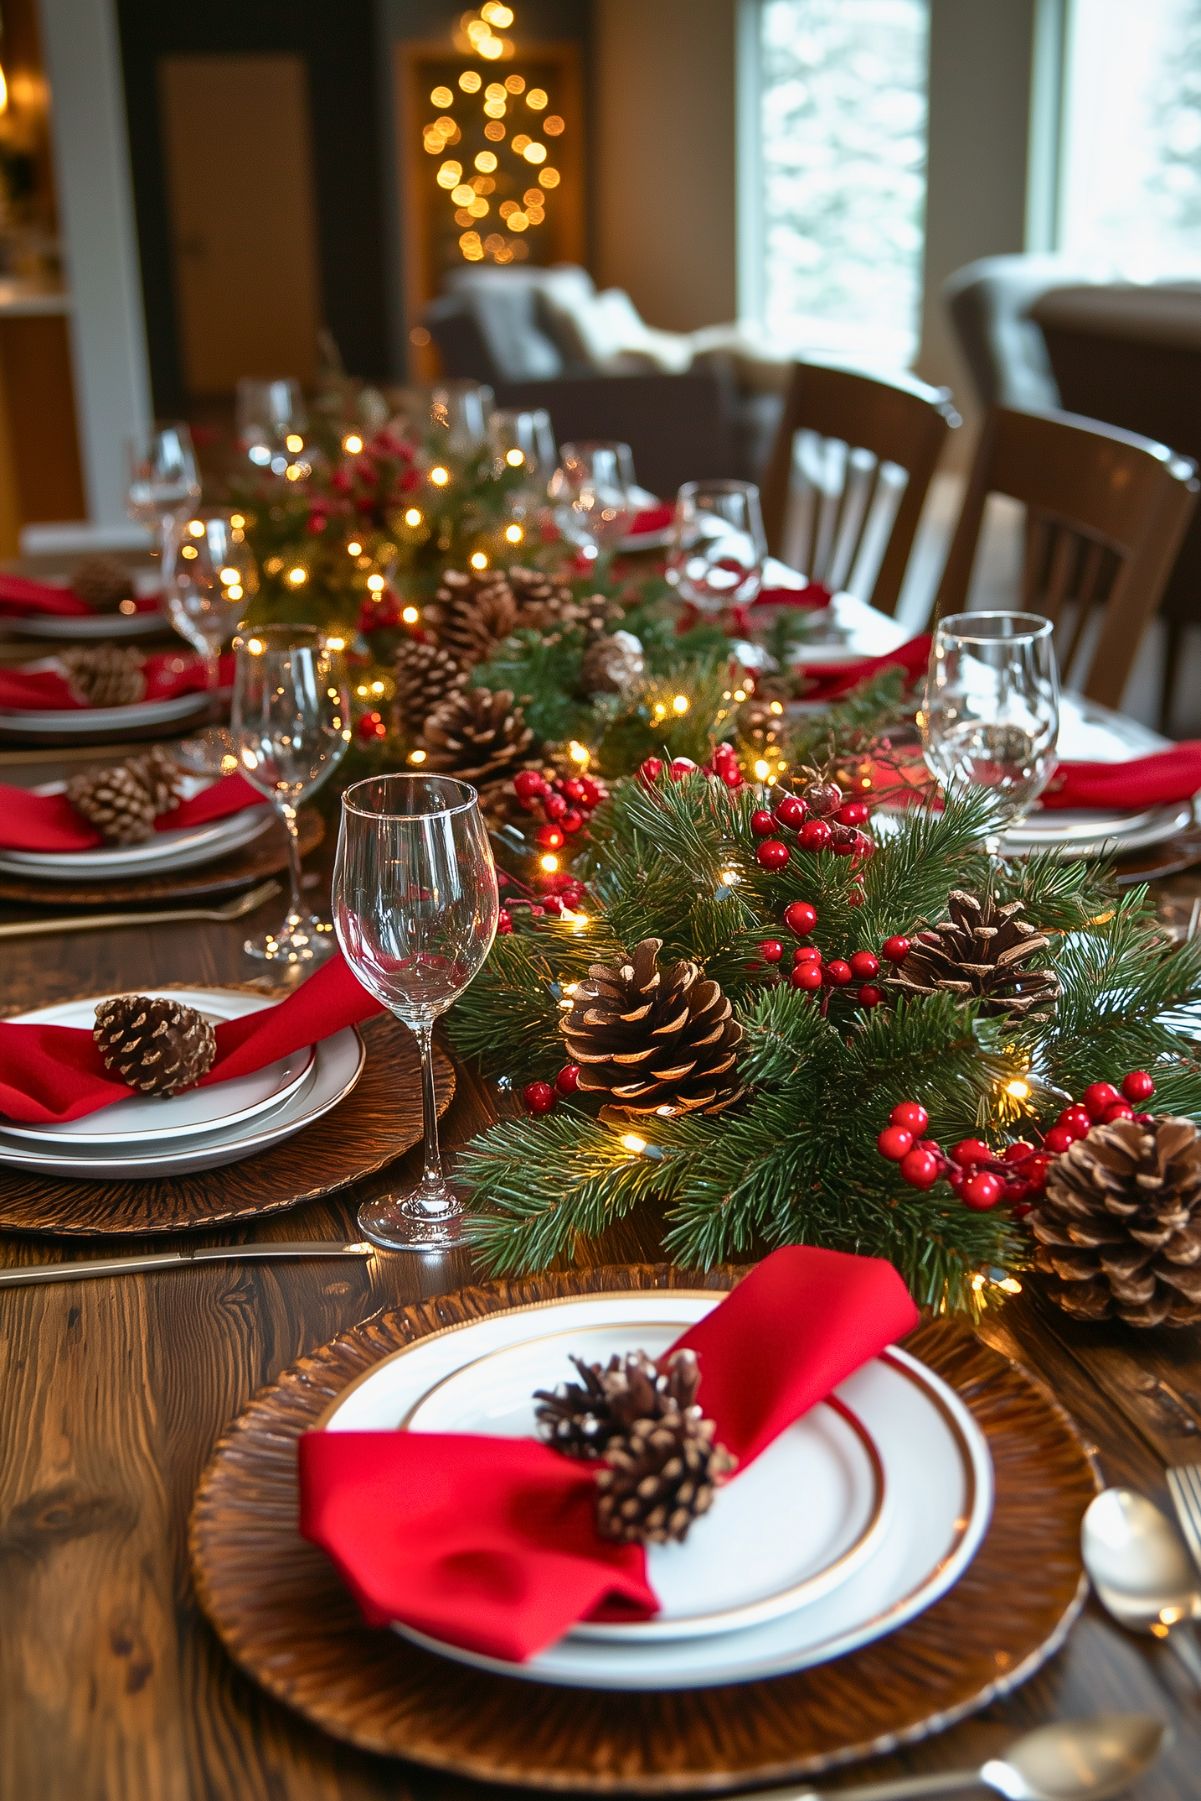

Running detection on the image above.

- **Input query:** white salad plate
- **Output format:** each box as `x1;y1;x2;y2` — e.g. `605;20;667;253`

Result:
0;779;272;881
2;572;167;642
0;990;363;1178
321;1290;993;1690
0;673;210;740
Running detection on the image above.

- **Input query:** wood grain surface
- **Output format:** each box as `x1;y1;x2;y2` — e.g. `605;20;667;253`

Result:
3;746;1201;1800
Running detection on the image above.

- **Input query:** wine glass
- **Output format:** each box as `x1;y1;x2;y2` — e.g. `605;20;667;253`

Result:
393;380;494;454
162;508;258;771
548;440;636;560
126;422;201;541
334;774;499;1252
666;480;767;619
488;407;557;485
235;377;310;476
921;611;1060;857
232;626;352;964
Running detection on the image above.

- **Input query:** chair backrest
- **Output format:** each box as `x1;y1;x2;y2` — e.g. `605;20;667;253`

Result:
932;406;1199;709
759;360;959;616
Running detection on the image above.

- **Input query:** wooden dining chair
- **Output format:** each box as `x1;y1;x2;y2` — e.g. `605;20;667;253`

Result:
759;360;960;615
931;406;1199;710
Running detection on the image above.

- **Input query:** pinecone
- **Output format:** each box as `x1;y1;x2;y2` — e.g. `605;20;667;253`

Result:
418;684;535;809
580;629;646;696
67;763;157;844
596;1411;736;1546
60;645;146;709
1031;1117;1201;1328
561;937;743;1119
392;636;467;734
133;746;185;816
425;568;519;667
70;554;135;614
734;696;780;748
93;994;217;1095
887;890;1060;1023
534;1348;702;1459
507;567;618;638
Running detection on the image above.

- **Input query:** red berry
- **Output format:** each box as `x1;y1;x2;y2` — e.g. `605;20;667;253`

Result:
858;984;884;1008
847;888;864;908
1042;1125;1075;1155
522;1079;556;1115
1122;1069;1155;1103
579;778;603;809
774;795;808;831
514;769;546;801
541;894;564;916
751;809;776;837
947;1167;966;1196
1103;1101;1135;1123
536;823;564;850
638;756;664;787
1081;1081;1121;1121
962;1172;1004;1210
718;763;744;788
1025;1152;1051;1190
881;935;911;964
830;828;858;856
789;962;823;991
1057;1105;1093;1140
560;808;584;835
543;791;567;820
793;945;821;964
669;757;698;781
950;1137;991;1167
756;838;790;871
824;959;853;986
1003;1140;1035;1163
561;778;587;805
836;800;870;827
759;939;785;965
890;1101;929;1135
900;1147;940;1189
554;1063;580;1096
850;950;879;980
878;1125;914;1161
497;907;513;935
783;900;818;936
798;818;832;852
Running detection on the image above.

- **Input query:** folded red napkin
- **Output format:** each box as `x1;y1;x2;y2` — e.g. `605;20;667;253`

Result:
629;503;674;535
1040;742;1201;811
0;651;232;713
0;772;266;854
300;1246;918;1662
0;572;161;620
795;635;931;702
0;953;381;1126
754;578;833;610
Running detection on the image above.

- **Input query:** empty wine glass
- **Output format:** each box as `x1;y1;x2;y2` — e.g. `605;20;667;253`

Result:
666;480;767;618
162;508;258;771
393;380;494;455
232;626;352;964
126;422;201;540
548;440;636;559
235;377;310;476
334;774;499;1251
921;611;1060;857
488;407;557;485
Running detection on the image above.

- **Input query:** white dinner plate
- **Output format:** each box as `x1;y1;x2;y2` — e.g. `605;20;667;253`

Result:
403;1321;888;1644
0;988;364;1177
0;779;272;881
321;1291;993;1690
0;683;211;740
1;572;168;642
0;992;315;1147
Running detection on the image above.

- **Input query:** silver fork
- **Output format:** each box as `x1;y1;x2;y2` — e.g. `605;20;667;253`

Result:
0;877;281;939
1167;1463;1201;1575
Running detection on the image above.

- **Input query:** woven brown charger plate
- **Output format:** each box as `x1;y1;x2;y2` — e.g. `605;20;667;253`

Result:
0;1012;453;1236
0;809;323;907
190;1268;1098;1794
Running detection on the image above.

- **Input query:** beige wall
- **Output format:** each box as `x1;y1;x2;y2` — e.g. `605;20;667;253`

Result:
593;0;739;330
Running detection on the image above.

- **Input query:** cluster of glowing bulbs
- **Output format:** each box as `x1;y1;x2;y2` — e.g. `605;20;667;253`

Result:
423;4;563;264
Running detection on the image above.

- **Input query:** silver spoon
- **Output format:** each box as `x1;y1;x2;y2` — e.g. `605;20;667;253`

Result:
1082;1487;1201;1684
747;1713;1167;1800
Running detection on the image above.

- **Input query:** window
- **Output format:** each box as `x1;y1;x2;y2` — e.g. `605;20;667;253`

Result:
750;0;930;364
1058;0;1201;275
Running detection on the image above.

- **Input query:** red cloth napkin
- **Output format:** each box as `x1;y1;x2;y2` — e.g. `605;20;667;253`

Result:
0;651;232;713
0;772;267;853
0;572;161;620
1040;742;1201;810
755;579;833;611
0;953;381;1126
629;503;674;535
796;635;931;702
299;1246;918;1663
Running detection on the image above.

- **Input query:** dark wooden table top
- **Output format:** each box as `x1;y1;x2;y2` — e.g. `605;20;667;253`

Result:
4;748;1201;1801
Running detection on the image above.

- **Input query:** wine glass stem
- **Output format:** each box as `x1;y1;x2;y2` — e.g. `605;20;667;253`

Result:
276;798;304;920
413;1019;447;1197
204;646;222;725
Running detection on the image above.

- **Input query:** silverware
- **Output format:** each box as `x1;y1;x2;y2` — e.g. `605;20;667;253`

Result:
0;1239;372;1286
756;1714;1166;1799
1081;1487;1201;1684
0;878;281;939
1167;1463;1201;1576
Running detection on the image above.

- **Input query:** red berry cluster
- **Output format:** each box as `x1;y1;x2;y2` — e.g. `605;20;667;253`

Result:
751;779;873;874
876;1070;1156;1213
355;707;389;744
522;1064;581;1114
758;908;908;1011
512;765;607;855
639;744;744;791
496;870;590;937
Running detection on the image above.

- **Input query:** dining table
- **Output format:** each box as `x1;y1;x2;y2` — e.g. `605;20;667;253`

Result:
4;597;1201;1801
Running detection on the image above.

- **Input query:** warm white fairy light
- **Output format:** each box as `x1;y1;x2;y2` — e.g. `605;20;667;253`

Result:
402;605;420;625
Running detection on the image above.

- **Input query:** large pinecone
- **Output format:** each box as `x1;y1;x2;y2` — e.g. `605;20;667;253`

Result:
534;1348;702;1460
580;629;646;696
417;684;535;809
596;1412;736;1546
67;749;184;844
1031;1117;1201;1328
93;994;217;1095
425;568;519;667
562;937;743;1119
60;645;146;709
392;637;467;735
887;890;1060;1023
70;554;135;614
507;566;618;637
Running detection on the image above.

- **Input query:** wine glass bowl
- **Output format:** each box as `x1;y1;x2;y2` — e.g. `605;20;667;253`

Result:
666;479;767;618
334;773;499;1251
235;377;310;476
549;440;636;559
126;422;201;532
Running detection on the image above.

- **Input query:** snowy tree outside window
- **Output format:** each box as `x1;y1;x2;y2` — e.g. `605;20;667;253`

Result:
756;0;930;365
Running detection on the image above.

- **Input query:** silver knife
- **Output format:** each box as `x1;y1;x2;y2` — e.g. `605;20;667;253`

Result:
0;1240;373;1287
